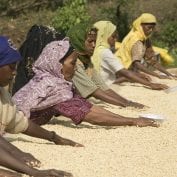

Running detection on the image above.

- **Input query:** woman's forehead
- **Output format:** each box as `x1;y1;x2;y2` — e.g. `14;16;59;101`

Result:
141;23;156;26
86;30;97;39
87;28;97;35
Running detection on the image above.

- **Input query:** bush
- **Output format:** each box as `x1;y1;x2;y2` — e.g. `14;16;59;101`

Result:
52;0;91;33
0;0;10;12
161;21;177;48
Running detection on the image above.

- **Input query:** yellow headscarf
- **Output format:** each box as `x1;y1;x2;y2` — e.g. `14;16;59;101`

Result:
116;13;157;69
92;21;116;72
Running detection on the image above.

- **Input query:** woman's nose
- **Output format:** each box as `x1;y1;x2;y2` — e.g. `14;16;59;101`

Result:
92;42;96;48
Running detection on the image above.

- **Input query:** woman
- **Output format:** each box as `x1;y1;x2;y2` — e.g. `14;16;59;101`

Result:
67;22;145;108
0;36;73;177
12;24;65;95
13;38;158;128
92;20;168;90
116;13;175;78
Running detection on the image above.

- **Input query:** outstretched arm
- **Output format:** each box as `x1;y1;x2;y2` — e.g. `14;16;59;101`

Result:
104;89;145;108
153;62;173;77
0;137;73;177
23;119;83;147
0;136;37;175
117;68;168;90
133;61;163;78
92;88;127;107
0;135;40;167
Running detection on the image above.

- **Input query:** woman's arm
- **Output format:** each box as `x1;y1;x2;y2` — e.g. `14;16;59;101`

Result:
0;137;73;177
0;136;36;175
117;68;168;90
92;88;127;107
104;89;145;108
153;62;173;77
133;61;163;78
23;119;83;147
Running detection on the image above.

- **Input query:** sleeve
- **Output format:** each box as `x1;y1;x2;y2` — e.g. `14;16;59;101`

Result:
72;64;100;98
101;49;124;73
6;109;29;134
91;69;109;91
131;41;145;62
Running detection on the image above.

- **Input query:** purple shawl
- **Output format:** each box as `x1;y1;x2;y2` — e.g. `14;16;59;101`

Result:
13;39;73;118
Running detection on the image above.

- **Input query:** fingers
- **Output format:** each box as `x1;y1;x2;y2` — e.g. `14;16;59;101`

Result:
48;169;73;177
151;121;160;127
153;84;169;90
137;118;160;127
26;160;41;168
131;103;144;109
74;143;84;147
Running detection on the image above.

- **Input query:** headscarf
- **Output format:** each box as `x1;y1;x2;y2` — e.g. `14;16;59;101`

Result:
67;22;94;68
12;39;74;118
0;36;21;66
116;13;157;69
12;25;65;95
92;21;116;72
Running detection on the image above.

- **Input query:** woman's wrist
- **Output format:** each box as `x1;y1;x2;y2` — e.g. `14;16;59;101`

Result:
49;131;56;142
127;100;133;106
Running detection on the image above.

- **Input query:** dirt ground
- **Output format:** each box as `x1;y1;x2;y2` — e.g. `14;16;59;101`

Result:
4;74;177;177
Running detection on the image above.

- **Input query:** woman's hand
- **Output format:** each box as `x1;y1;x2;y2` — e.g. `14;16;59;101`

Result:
30;169;73;177
157;74;171;79
135;117;160;127
150;83;169;90
50;132;84;147
127;101;146;109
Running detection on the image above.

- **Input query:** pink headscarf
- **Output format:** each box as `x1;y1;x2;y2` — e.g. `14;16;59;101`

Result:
13;39;74;118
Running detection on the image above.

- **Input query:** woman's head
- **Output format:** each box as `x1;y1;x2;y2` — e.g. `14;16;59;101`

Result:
67;22;97;57
0;36;21;87
133;13;156;38
59;46;78;81
93;21;117;48
20;25;65;60
33;38;78;82
84;28;97;56
12;25;65;95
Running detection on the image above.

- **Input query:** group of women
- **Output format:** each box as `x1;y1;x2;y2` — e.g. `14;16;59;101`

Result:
0;13;176;176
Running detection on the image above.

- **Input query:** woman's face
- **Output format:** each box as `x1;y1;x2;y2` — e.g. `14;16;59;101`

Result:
0;63;16;87
107;31;118;48
141;23;156;36
61;51;78;81
84;30;97;56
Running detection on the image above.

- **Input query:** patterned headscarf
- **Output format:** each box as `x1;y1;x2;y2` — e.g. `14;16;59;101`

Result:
13;39;74;118
0;36;21;66
13;25;65;95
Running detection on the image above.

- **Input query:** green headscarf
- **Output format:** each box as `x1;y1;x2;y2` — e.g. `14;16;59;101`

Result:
67;22;93;68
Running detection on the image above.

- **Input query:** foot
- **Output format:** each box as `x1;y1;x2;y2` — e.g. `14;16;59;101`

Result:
30;169;73;177
135;117;159;127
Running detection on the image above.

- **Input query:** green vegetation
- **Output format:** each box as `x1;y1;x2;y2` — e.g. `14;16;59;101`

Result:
52;0;91;33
